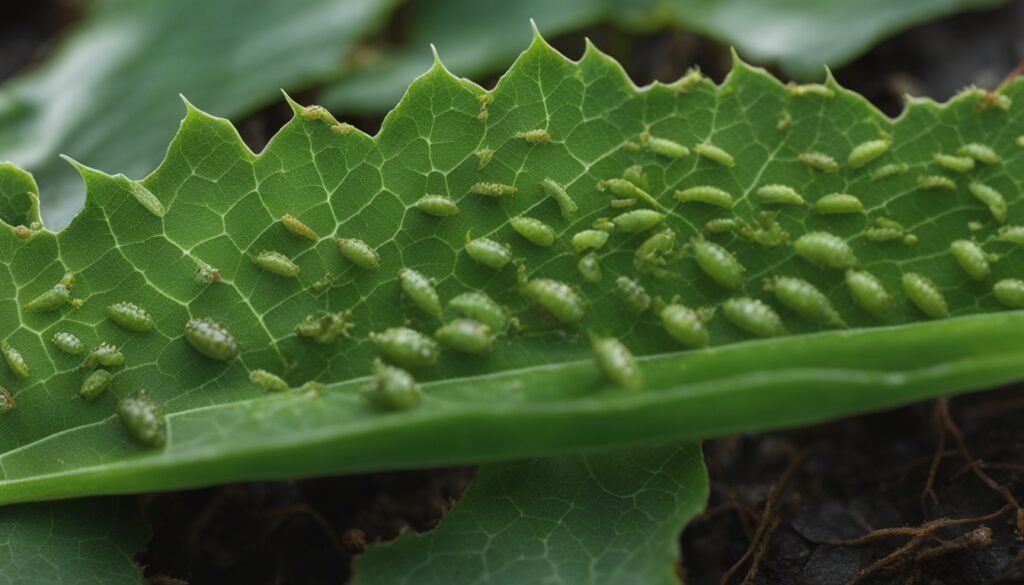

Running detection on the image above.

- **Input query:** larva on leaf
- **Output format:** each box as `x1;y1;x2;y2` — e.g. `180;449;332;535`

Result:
541;178;576;221
572;229;609;252
399;268;441;316
641;132;689;158
847;138;891;168
253;250;300;277
799;152;839;172
993;279;1024;309
957;143;1000;164
130;181;165;218
917;175;956;191
23;283;74;313
694;142;736;167
755;184;804;206
514;129;550;143
950;240;996;281
622;165;649;190
616;276;651;315
117;390;166;448
597;178;667;212
517;264;585;324
475;148;494;169
1;342;29;379
249;369;289;392
691;239;745;289
765;276;845;328
902;273;948;319
933;153;975;173
361;359;421;411
704;218;741;235
510;216;555;247
194;259;221;285
81;343;125;371
845;270;891;318
675;186;734;209
722;297;785;338
996;225;1024;245
80;369;113;401
415;195;460;217
635;229;675;275
369;327;439;368
294;310;353;344
52;331;85;355
612;209;665;232
282;214;318;240
788;83;835;98
590;334;642;392
577;253;602;283
336;238;380;269
465;234;513;269
471;182;516;198
435;319;493;354
814;193;863;214
23;273;80;312
968;182;1007;224
106;302;156;333
449;292;509;331
870;163;909;181
656;299;712;348
0;387;13;414
183;318;239;361
793;231;857;270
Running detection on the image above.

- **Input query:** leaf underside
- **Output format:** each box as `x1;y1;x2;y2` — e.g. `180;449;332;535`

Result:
0;497;148;584
353;444;708;585
0;34;1022;505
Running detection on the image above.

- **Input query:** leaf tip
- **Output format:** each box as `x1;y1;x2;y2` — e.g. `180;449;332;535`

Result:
282;90;304;115
429;43;442;68
525;20;555;54
58;154;88;174
823;66;841;89
529;18;542;41
179;93;200;115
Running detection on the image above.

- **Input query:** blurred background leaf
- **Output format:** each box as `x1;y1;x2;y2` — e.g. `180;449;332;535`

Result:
0;498;148;584
0;0;400;229
353;444;708;585
319;0;1011;113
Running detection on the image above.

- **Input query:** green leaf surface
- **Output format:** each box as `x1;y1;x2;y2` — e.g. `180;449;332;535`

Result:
0;0;398;230
353;444;707;585
0;163;40;231
1;36;1022;505
0;498;148;584
320;0;1008;113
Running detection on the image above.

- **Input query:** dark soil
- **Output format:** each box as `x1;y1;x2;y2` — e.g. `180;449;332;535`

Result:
3;1;1024;584
682;386;1024;585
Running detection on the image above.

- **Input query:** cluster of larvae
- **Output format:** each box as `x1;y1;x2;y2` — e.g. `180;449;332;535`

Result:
2;100;1021;447
3;264;242;447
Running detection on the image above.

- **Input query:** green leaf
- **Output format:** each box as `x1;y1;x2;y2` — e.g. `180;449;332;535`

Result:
0;162;40;230
320;0;1009;113
0;0;399;230
0;498;148;584
353;444;707;585
1;36;1022;504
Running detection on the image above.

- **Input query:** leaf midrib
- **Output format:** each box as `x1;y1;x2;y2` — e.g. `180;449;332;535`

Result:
1;312;1019;503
